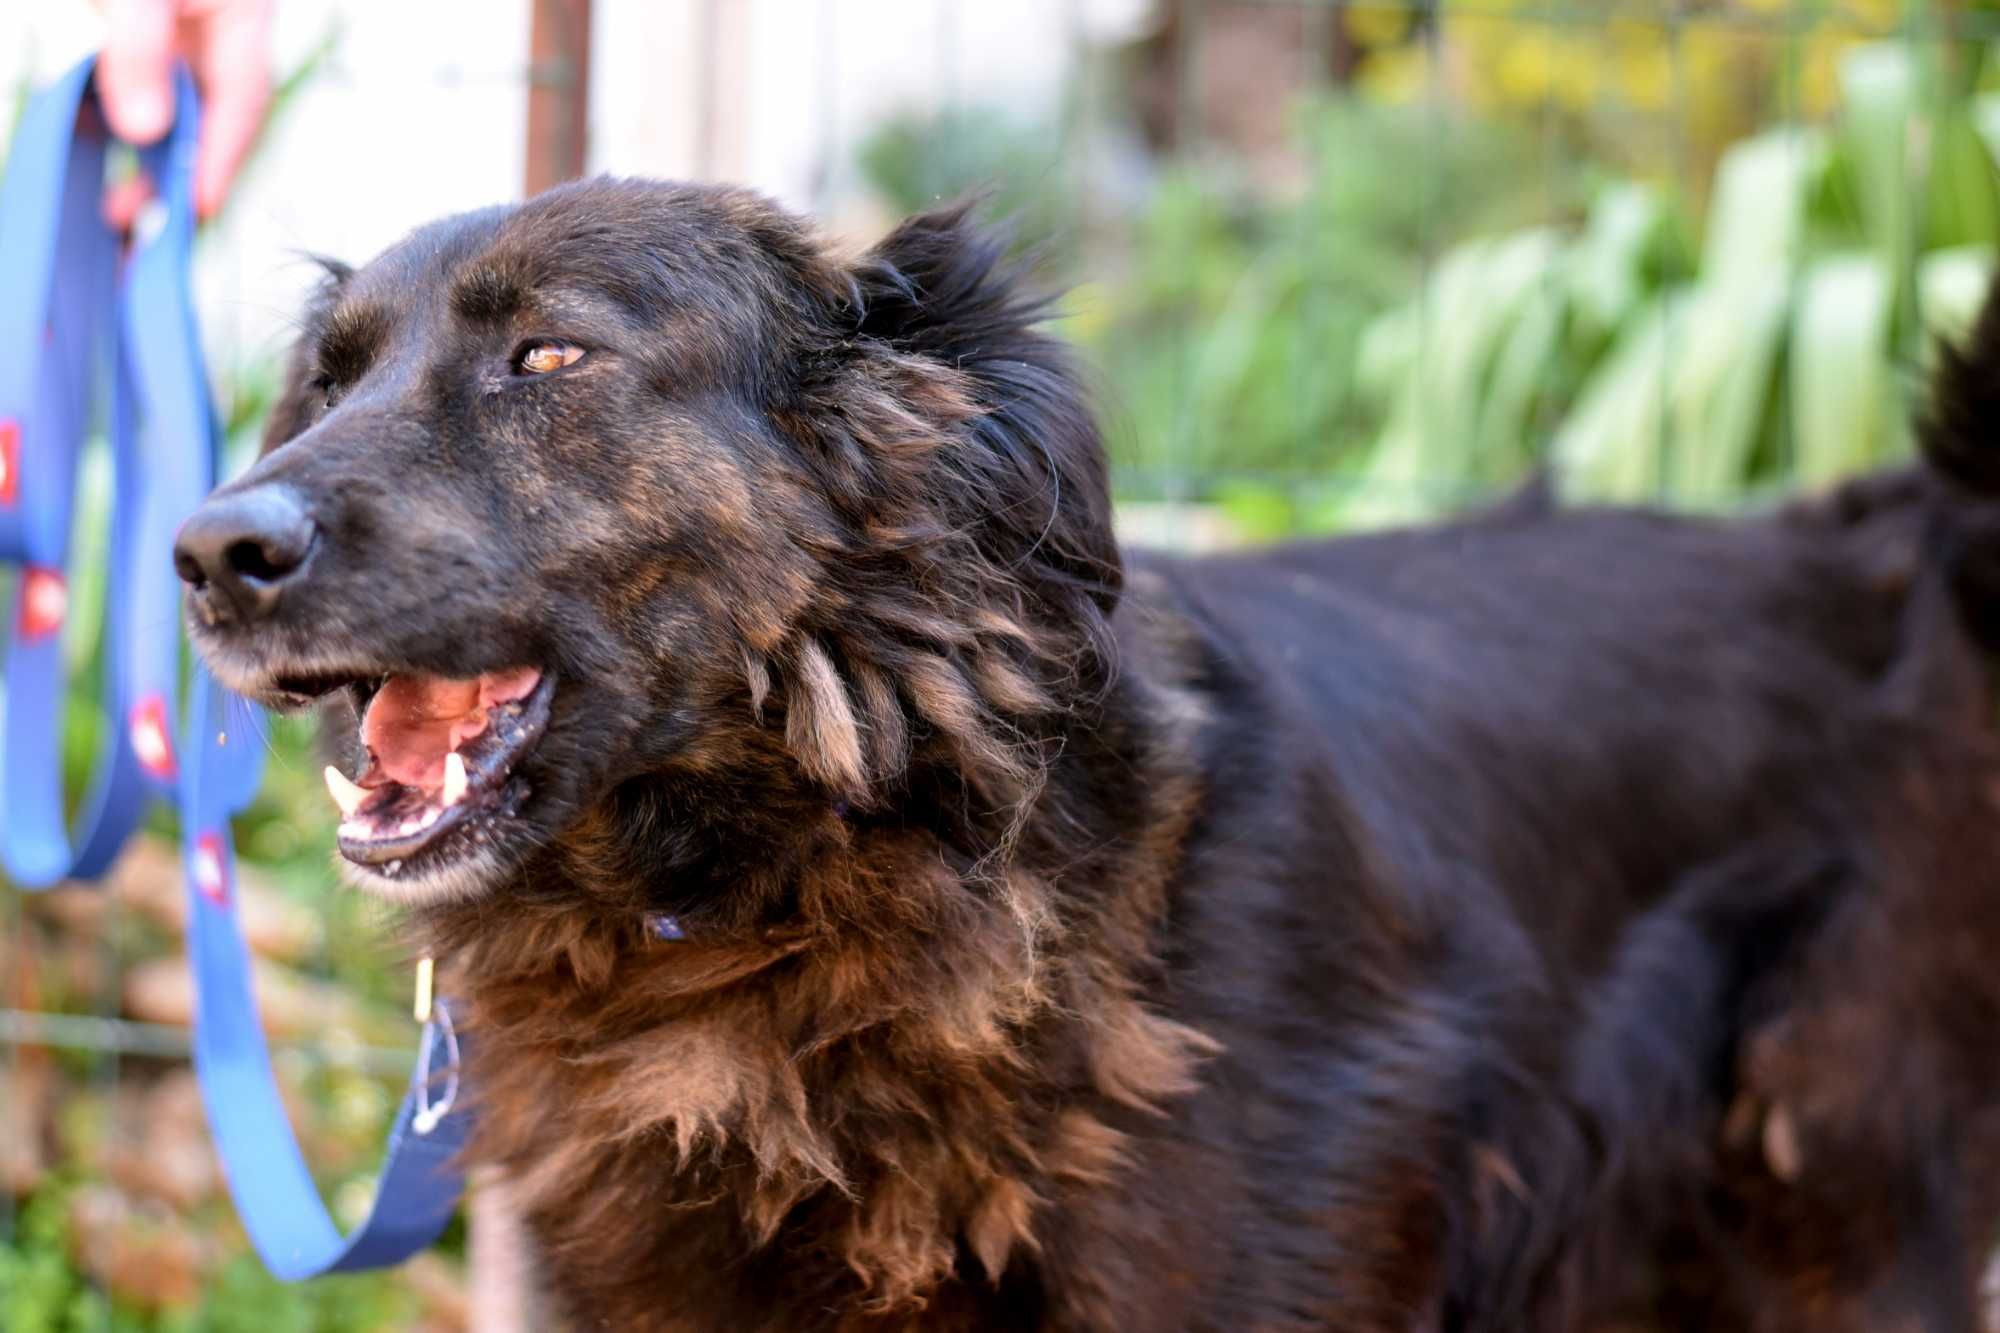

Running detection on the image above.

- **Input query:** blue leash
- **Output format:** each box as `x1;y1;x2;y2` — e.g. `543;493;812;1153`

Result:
0;55;469;1279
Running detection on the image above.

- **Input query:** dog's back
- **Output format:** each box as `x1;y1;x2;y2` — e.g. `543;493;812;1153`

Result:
1144;473;1938;944
1113;389;2000;1328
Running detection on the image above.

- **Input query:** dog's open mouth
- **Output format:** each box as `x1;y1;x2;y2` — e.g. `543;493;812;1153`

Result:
322;667;553;873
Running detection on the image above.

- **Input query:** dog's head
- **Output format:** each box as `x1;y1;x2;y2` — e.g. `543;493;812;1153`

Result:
177;180;1120;906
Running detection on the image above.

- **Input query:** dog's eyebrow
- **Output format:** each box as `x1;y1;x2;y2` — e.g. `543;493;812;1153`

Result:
450;265;526;325
318;299;391;379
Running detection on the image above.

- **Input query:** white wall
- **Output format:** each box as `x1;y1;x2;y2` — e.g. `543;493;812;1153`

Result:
589;0;1147;220
2;1;1145;379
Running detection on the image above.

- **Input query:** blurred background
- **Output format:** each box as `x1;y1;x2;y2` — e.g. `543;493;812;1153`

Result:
5;0;2000;1327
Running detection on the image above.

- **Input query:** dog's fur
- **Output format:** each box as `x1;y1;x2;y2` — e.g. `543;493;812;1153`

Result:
184;179;2000;1330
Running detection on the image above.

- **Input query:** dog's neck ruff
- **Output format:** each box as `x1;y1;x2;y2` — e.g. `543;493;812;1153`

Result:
422;661;1216;1319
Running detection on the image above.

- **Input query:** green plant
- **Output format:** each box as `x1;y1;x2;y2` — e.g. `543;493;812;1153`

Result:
855;107;1078;261
859;96;1590;506
1339;40;1999;526
0;1186;100;1333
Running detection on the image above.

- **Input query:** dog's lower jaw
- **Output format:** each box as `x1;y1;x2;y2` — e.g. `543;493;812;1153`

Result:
335;844;511;908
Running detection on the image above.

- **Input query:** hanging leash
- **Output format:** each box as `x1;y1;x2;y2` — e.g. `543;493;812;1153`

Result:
0;54;469;1279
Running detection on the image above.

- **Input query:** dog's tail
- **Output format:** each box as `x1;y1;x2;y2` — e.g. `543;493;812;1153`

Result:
1920;278;2000;497
1913;276;2000;661
1768;275;2000;718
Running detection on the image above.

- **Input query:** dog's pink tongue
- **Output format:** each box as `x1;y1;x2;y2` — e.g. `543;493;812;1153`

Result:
361;668;541;789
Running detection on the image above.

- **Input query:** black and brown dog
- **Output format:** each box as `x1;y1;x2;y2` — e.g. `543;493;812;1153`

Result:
174;179;2000;1331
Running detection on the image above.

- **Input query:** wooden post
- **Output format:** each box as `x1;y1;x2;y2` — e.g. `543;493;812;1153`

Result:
525;0;593;196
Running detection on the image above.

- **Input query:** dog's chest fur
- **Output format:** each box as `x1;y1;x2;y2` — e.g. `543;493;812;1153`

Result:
421;645;1222;1330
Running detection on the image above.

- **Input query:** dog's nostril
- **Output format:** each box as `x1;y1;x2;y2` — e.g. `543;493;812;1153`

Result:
173;549;209;589
225;536;300;584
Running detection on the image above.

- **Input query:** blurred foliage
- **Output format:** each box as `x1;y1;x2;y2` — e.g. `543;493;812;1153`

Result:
1359;0;1922;174
857;108;1080;263
0;1179;421;1333
1077;100;1592;498
1346;36;1999;525
861;4;2000;537
861;97;1592;505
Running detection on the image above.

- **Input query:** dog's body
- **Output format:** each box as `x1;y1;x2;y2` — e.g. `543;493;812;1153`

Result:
175;180;2000;1330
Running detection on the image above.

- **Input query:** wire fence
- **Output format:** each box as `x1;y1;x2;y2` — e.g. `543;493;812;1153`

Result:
3;1;1996;1326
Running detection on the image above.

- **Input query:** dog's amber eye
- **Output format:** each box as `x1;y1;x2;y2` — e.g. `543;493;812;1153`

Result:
516;341;583;375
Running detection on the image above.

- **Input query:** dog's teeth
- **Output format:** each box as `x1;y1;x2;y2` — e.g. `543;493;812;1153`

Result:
441;751;468;806
417;804;443;830
324;765;367;818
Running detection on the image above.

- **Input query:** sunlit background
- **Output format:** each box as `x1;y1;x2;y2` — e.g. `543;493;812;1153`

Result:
4;1;1999;1327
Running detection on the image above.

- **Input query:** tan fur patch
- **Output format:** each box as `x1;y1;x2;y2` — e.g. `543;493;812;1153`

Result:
848;656;908;781
967;1175;1041;1282
973;652;1054;716
785;638;866;793
742;649;771;718
1044;1109;1132;1186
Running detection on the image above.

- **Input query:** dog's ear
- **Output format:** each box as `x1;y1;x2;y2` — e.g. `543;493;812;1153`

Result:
766;205;1122;806
843;202;1037;359
827;203;1122;623
260;257;353;455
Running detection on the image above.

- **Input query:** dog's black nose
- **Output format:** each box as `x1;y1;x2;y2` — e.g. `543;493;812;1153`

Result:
173;485;318;623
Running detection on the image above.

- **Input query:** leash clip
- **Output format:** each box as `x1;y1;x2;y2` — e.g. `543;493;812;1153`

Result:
412;954;434;1023
411;995;460;1136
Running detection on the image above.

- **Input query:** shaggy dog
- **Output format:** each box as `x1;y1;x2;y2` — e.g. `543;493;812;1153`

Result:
175;180;2000;1331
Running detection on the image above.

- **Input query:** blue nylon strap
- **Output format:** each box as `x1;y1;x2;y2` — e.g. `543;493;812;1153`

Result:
0;58;94;564
0;58;147;885
0;55;471;1277
182;677;471;1278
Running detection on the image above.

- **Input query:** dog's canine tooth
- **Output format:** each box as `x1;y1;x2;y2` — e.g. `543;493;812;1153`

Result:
442;751;468;806
323;764;367;818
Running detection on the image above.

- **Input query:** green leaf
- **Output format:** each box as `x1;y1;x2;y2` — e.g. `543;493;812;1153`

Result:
1838;42;1921;346
1917;244;1996;343
1925;106;2000;249
1703;130;1815;288
1554;293;1674;501
1339;229;1565;525
1556;271;1789;505
1670;274;1791;502
1789;253;1896;483
1566;183;1671;335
